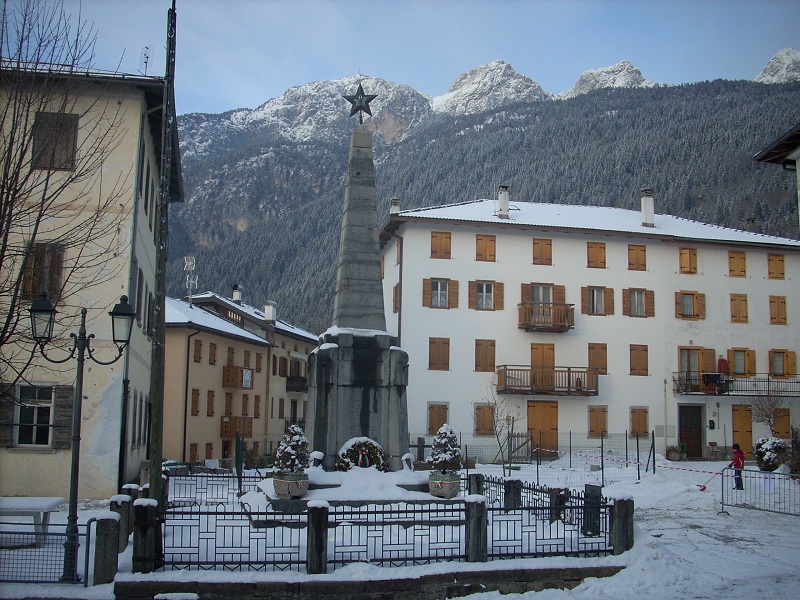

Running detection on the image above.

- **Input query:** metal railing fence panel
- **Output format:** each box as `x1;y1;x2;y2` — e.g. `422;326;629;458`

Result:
720;467;800;517
0;521;92;585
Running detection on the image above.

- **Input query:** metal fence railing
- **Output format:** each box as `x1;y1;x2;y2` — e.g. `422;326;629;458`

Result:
167;472;264;506
720;467;800;517
0;519;94;585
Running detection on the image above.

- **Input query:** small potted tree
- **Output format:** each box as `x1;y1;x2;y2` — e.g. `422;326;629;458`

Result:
272;424;309;500
428;424;462;499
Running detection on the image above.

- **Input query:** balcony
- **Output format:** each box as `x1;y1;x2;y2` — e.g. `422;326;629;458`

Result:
220;415;253;439
517;303;575;333
222;365;254;389
672;372;800;397
286;375;308;393
496;365;599;396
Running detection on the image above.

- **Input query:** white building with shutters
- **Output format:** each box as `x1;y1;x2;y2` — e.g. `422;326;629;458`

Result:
379;188;800;460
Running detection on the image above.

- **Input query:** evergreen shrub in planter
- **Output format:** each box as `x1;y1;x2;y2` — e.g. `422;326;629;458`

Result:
428;424;462;499
272;424;309;499
754;436;790;472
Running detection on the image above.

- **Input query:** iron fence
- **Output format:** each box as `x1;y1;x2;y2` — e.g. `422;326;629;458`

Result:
720;467;800;516
167;472;264;506
0;519;94;585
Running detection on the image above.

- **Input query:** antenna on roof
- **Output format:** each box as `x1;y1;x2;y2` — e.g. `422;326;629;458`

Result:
139;46;151;76
184;256;197;306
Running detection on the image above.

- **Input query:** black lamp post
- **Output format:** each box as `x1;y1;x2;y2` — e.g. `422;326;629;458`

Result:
29;292;135;582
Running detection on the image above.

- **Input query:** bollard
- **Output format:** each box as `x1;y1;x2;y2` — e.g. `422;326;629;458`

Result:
465;496;488;562
132;498;158;573
109;494;132;552
610;498;634;555
93;513;120;585
306;501;329;574
468;473;485;495
503;479;522;510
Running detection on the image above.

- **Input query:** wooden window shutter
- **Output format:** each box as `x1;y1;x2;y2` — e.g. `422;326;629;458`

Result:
448;279;459;308
645;290;655;317
728;251;746;277
674;292;682;318
702;349;716;374
581;287;589;314
604;287;615;315
628;245;646;270
553;285;566;305
770;296;787;325
428;404;448;435
227;347;235;366
431;231;451;259
697;293;706;319
533;238;552;265
422;279;432;307
521;283;532;304
393;283;400;313
589;406;608;438
256;353;262;373
631;407;648;435
242;394;249;416
746;350;756;376
476;234;496;261
475;405;494;435
475;339;496;372
225;393;233;416
588;343;608;375
787;351;797;377
191;389;199;416
768;254;785;279
209;343;217;365
244;351;251;368
730;294;748;323
679;248;697;274
622;288;631;316
494;282;504;310
207;391;215;416
193;339;202;362
468;281;477;309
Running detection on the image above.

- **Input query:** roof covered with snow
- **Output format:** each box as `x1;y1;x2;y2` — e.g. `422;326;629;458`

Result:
382;199;800;249
165;297;270;345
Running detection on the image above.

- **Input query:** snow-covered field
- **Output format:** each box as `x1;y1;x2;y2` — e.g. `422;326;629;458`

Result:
3;459;799;599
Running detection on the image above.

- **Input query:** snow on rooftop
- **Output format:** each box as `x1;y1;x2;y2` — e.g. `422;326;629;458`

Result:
394;200;800;248
165;297;269;345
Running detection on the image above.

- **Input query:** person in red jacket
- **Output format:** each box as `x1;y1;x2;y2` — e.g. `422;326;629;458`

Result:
729;443;745;490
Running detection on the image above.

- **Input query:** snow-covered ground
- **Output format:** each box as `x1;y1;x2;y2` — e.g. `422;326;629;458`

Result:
3;459;799;599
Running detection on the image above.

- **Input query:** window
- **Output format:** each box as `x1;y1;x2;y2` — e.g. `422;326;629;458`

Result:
209;343;217;365
278;398;285;420
225;393;233;416
279;357;288;377
469;280;504;310
728;348;755;377
628;244;646;271
22;242;65;302
623;288;654;317
428;403;448;435
254;395;261;418
769;350;796;377
730;294;748;323
768;254;785;279
532;238;552;265
769;296;787;325
629;345;648;376
242;394;249;416
256;353;262;372
588;343;608;375
475;405;494;436
587;242;606;268
588;406;608;438
206;391;215;417
582;286;614;316
205;443;213;460
191;389;199;416
32;112;78;170
431;231;451;259
428;337;450;370
476;234;496;262
630;407;649;437
679;247;697;274
728;251;746;277
193;339;202;362
474;339;496;372
675;291;705;319
423;278;458;309
14;385;54;446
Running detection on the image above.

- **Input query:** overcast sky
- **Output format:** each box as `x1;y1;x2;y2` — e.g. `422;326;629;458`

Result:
49;0;800;115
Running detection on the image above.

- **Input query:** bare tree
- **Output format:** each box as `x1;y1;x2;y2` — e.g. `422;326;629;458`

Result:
750;389;788;437
1;0;129;395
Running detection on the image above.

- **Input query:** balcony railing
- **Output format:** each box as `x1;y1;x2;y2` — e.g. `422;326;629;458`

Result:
496;365;599;396
286;375;308;393
220;415;253;439
672;372;800;397
517;303;575;332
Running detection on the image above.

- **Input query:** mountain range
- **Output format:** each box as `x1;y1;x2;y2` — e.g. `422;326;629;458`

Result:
169;49;800;333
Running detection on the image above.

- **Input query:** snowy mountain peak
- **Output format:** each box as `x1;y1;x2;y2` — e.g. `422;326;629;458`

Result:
755;48;800;84
559;60;655;99
432;60;551;115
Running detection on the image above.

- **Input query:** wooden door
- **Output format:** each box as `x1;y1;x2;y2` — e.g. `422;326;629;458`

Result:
678;405;703;458
527;401;558;456
732;405;753;455
531;344;555;390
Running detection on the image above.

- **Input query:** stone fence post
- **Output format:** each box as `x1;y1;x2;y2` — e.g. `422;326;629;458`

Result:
307;501;329;574
503;479;522;510
109;494;132;552
132;498;158;573
465;496;488;562
468;473;485;495
121;484;140;536
610;498;634;555
93;512;120;585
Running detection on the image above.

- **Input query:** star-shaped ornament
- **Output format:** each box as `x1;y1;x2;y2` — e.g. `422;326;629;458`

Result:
343;83;378;121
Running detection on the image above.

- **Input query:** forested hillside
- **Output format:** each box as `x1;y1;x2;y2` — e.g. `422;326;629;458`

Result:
168;80;800;333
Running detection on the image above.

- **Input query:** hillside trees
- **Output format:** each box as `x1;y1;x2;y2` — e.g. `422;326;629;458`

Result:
0;0;128;392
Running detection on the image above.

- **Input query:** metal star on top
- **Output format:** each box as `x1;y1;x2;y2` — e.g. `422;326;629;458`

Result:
343;83;377;124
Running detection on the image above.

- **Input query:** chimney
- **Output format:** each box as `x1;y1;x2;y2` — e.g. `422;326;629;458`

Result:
232;284;242;304
263;301;276;323
389;197;401;215
498;185;510;219
641;188;654;227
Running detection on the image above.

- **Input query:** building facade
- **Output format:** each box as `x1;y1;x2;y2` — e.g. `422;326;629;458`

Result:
0;69;182;497
379;189;800;459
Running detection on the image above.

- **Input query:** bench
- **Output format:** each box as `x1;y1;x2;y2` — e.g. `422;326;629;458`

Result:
0;496;65;546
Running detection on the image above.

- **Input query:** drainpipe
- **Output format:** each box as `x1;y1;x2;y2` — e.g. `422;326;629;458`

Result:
117;102;163;492
182;329;201;463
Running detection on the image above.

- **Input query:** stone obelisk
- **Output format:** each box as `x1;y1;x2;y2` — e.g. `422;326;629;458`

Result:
306;85;409;471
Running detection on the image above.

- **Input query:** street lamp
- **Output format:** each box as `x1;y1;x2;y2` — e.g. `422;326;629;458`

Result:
29;292;135;582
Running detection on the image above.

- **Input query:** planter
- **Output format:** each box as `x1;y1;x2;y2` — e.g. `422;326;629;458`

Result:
273;472;309;500
429;472;461;499
666;449;680;461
